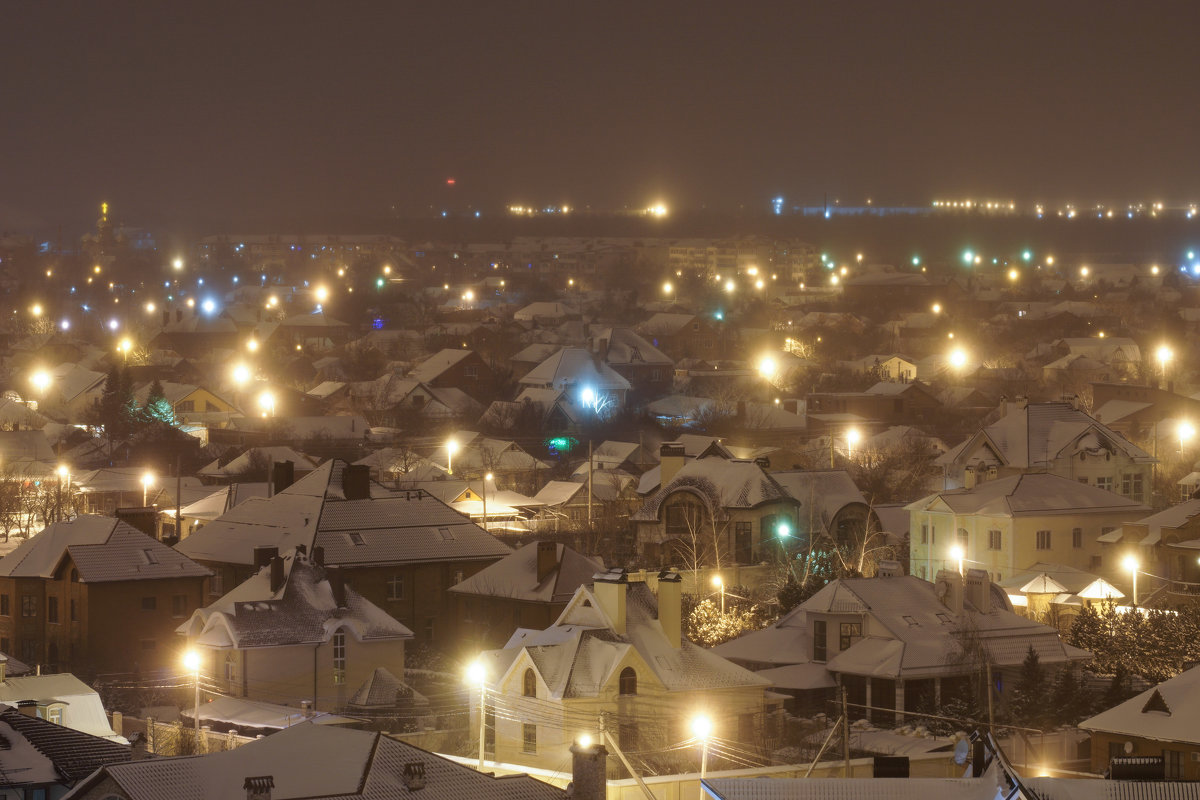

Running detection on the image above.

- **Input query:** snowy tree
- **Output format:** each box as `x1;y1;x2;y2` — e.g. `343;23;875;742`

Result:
685;598;767;647
1009;645;1049;727
141;379;176;426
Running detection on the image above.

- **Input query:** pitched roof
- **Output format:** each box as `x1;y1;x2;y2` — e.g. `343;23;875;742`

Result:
518;347;632;392
905;473;1151;517
0;516;210;583
175;460;512;568
65;722;565;800
449;542;603;603
0;707;130;785
1080;665;1200;745
631;457;796;523
408;348;475;382
180;552;412;648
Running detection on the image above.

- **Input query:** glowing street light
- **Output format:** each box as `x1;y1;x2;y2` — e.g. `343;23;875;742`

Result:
481;472;493;534
949;544;965;575
949;348;968;370
1180;421;1196;452
314;285;329;304
1123;554;1139;606
466;660;487;770
846;427;861;459
1079;265;1090;278
247;338;259;353
231;363;252;386
931;303;942;314
183;649;202;742
118;338;133;364
30;303;43;317
173;258;184;271
141;471;155;506
1158;345;1173;383
30;370;51;394
258;390;275;418
724;279;735;293
1007;269;1019;282
691;715;713;778
712;575;725;614
446;439;459;475
662;281;674;305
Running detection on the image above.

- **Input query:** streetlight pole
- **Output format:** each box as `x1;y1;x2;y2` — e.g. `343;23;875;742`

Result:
691;715;712;778
1123;554;1139;607
712;575;725;614
183;650;201;748
466;661;486;770
480;473;492;533
447;439;458;476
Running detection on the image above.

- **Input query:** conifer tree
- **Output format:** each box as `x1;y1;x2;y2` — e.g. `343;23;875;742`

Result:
1010;644;1048;727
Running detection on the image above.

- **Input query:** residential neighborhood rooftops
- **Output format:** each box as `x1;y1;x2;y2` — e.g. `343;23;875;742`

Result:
905;473;1151;518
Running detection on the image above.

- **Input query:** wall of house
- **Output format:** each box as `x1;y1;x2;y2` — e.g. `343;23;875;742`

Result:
635;495;802;567
87;577;207;674
1088;731;1200;780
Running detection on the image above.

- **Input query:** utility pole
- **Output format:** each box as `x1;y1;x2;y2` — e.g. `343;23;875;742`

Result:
986;662;995;734
175;454;182;540
587;440;594;532
842;686;851;777
830;434;835;469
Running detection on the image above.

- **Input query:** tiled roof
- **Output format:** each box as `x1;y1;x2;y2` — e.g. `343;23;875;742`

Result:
449;542;602;603
0;707;129;783
632;458;796;522
906;473;1151;517
66;723;565;799
0;516;210;583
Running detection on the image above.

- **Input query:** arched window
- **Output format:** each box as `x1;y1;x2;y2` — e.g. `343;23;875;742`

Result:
619;667;637;696
523;668;536;697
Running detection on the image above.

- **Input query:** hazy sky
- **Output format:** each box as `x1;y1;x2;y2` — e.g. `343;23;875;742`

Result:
4;1;1200;230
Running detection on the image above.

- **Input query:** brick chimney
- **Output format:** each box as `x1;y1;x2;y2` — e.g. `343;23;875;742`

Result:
659;443;685;485
269;556;285;594
342;464;371;500
244;776;274;800
568;740;608;800
592;569;628;635
253;546;279;571
877;560;902;578
656;570;682;649
964;568;992;614
536;542;558;583
935;569;964;615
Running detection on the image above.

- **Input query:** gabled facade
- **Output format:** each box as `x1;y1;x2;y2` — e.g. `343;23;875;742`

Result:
937;400;1154;497
477;569;772;771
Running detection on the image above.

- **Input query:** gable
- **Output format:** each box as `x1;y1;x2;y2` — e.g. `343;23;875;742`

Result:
1142;688;1171;715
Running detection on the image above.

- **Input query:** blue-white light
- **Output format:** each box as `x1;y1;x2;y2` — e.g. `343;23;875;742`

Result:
201;299;217;314
164;281;171;287
108;319;118;330
580;387;595;407
232;276;239;284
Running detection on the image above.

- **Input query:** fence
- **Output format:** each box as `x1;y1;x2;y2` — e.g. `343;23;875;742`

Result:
110;711;258;756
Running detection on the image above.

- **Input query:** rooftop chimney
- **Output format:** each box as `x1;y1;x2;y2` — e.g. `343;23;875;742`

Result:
269;556;285;594
402;762;426;791
659;443;685;485
327;567;347;609
244;775;274;800
17;700;38;717
568;740;608;800
877;560;902;578
312;546;325;567
272;461;295;495
253;546;279;570
935;569;964;615
656;570;682;649
592;569;628;635
343;464;371;501
964;568;992;614
536;541;558;583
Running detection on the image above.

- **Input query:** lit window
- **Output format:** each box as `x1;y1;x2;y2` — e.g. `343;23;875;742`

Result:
332;630;346;684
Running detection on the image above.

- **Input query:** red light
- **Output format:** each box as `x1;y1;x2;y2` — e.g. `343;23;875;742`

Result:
446;178;456;185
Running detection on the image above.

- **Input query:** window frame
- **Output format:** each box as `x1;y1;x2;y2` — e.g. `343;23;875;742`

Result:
332;629;346;684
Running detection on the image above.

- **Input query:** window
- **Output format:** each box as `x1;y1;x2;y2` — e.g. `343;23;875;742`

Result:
0;595;8;616
988;530;1002;550
523;668;536;697
453;570;464;585
957;528;968;548
437;527;456;541
921;524;928;545
387;575;404;601
1072;528;1083;548
1;638;8;654
141;597;157;611
619;667;637;696
347;532;365;546
171;595;188;618
1091;555;1103;570
21;596;36;618
332;630;346;684
1132;474;1144;500
463;365;479;379
1165;749;1183;780
70;599;78;622
813;620;827;661
665;502;702;535
522;723;537;753
839;622;862;651
424;617;435;642
47;597;58;624
1096;476;1113;492
142;549;158;565
47;707;62;725
1036;530;1051;550
210;573;224;596
225;653;237;682
177;400;195;412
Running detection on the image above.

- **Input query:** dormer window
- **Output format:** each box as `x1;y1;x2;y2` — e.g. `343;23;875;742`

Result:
523;668;536;697
619;667;637;696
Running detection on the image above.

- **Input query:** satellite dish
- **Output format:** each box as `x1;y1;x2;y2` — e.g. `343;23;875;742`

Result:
953;738;970;765
1124;741;1134;754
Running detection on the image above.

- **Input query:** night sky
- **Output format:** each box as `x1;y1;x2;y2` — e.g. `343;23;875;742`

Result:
4;1;1200;231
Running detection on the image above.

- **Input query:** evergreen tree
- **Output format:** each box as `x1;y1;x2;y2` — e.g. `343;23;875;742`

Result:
1010;645;1048;727
1101;665;1135;710
142;380;176;426
1048;665;1091;726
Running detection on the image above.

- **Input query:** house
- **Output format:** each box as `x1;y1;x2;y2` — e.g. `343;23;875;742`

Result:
769;470;875;555
0;516;210;675
1091;382;1200;442
178;548;415;714
518;347;632;415
174;460;512;647
1098;500;1200;596
805;382;941;438
131;381;240;420
350;373;482;427
0;665;125;740
631;446;802;566
906;473;1151;584
171;482;271;540
587;327;674;401
476;568;773;771
276;310;351;351
63;721;567;800
713;567;1090;719
197;447;319;485
936;400;1154;498
0;706;130;797
638;312;734;360
1079;664;1200;779
448;541;603;653
408;348;498;402
845;353;919;382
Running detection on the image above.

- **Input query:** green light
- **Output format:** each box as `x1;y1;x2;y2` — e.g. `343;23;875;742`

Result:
962;249;974;265
911;255;920;266
777;522;791;538
1022;250;1032;262
376;278;385;288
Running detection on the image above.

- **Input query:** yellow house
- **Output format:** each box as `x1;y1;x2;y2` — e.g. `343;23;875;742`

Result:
178;549;413;714
907;473;1150;583
134;381;241;418
475;569;774;771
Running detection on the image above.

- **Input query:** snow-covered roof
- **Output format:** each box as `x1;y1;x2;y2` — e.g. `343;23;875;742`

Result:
0;673;123;740
518;347;632;392
181;552;412;649
0;707;129;785
906;473;1151;518
0;516;210;583
408;348;474;382
449;541;603;604
175;460;512;568
189;694;359;730
198;446;318;478
485;579;768;700
770;470;867;534
1080;665;1200;745
70;722;566;800
631;457;796;523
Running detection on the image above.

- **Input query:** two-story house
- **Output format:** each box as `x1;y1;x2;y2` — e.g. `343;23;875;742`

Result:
0;516;210;676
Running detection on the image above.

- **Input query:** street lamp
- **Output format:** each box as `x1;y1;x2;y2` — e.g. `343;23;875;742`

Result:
1158;345;1173;385
141;472;155;507
846;428;861;460
466;660;487;770
258;390;275;418
949;348;968;370
712;575;725;614
118;338;132;364
1179;421;1196;453
447;439;459;475
232;363;251;386
691;715;713;778
1123;554;1139;606
30;370;51;395
663;281;674;305
182;649;202;745
950;544;965;575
